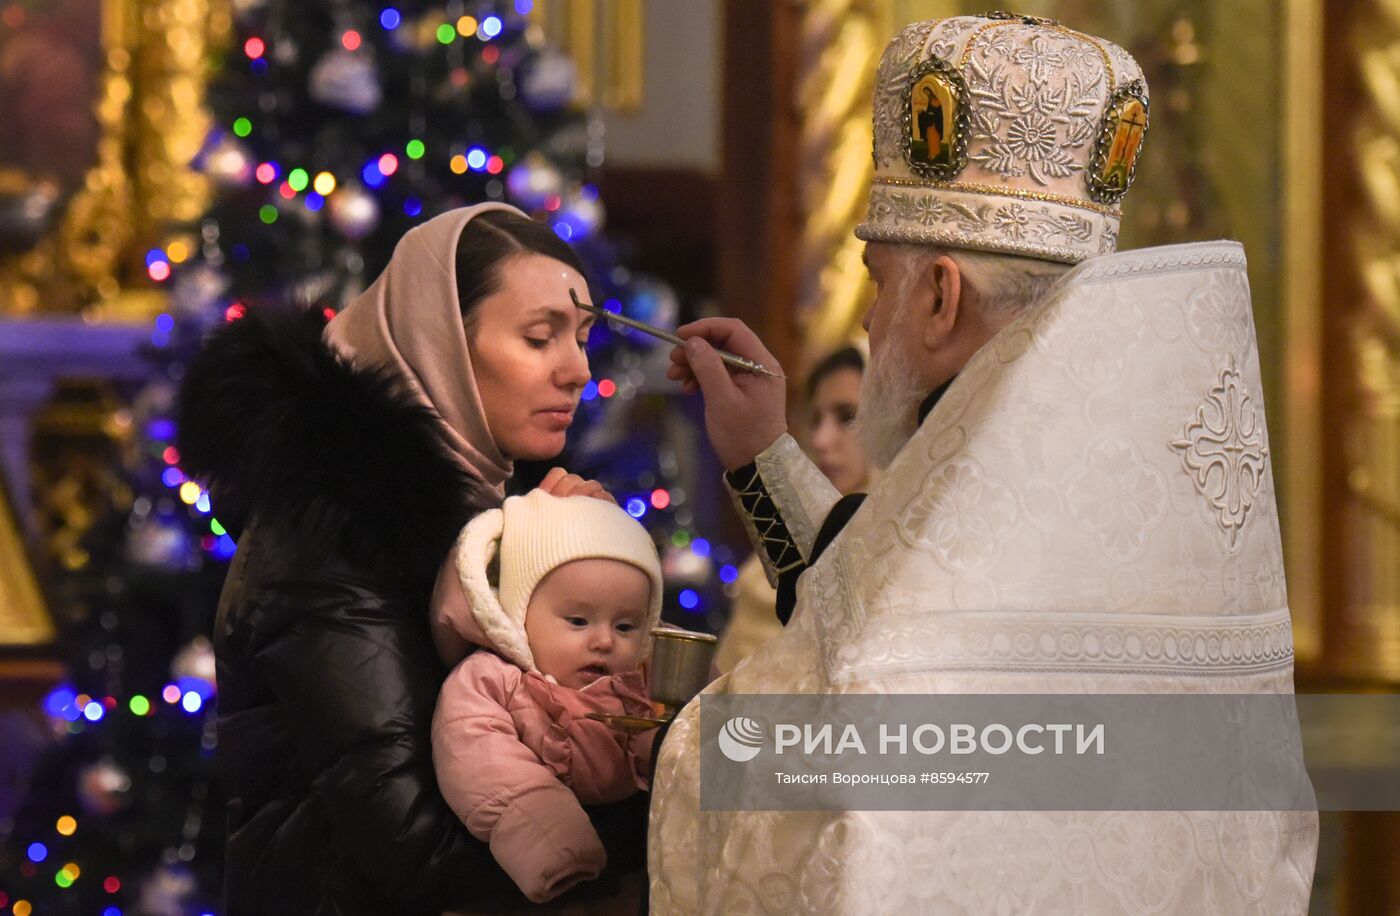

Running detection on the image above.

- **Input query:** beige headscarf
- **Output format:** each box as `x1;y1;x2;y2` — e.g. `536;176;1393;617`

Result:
324;202;523;503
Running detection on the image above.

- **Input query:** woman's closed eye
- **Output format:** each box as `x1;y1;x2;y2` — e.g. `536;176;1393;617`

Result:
524;333;589;351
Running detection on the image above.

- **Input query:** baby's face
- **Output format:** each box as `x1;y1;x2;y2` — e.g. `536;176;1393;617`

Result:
523;558;650;690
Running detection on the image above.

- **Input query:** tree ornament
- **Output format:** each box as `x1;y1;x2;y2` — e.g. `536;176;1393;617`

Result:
309;47;382;114
77;758;133;816
203;134;254;187
505;154;565;209
170;635;216;689
327;184;381;239
520;47;576;111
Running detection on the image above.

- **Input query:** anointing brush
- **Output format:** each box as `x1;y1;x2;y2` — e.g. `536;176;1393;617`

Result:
570;288;785;379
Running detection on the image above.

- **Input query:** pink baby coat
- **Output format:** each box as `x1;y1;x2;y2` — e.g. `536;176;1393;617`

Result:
429;544;656;904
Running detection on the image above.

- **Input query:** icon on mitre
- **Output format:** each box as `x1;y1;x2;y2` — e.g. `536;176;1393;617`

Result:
1090;85;1149;201
908;70;958;170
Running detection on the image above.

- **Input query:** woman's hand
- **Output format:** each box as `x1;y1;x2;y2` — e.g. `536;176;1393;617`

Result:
537;467;616;503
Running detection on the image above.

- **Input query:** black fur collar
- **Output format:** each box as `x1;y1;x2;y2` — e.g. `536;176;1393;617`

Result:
176;306;487;583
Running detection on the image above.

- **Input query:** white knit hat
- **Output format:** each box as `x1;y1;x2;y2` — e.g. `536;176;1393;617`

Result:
443;490;664;672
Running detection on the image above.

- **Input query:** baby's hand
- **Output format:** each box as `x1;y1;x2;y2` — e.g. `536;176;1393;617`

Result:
537;467;616;503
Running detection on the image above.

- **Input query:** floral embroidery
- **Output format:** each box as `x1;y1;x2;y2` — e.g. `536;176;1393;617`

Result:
866;187;1094;248
1186;274;1253;354
965;33;1104;184
994;202;1030;238
1011;34;1068;83
1065;439;1168;561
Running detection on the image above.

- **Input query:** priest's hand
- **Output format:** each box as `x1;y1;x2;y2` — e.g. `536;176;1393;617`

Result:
667;318;787;470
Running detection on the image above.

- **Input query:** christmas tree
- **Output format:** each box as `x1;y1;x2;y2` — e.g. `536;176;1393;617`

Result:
2;2;735;911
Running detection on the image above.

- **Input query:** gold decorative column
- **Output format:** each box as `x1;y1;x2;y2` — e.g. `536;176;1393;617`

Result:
1340;0;1400;679
793;0;895;371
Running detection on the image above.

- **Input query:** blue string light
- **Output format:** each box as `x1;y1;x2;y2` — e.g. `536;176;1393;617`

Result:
691;538;711;558
719;564;739;583
176;676;215;701
580;380;598;401
27;841;47;862
482;15;503;38
147;418;176;440
380;7;401;29
625;498;647;519
679;589;700;610
213;533;237;560
44;686;76;718
403;197;423;216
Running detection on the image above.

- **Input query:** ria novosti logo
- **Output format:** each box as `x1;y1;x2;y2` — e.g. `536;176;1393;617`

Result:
717;716;765;762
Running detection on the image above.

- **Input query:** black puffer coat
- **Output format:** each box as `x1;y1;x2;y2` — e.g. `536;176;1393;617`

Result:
177;308;647;915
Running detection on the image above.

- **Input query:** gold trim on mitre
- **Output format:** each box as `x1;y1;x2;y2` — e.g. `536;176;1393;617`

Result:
872;176;1119;216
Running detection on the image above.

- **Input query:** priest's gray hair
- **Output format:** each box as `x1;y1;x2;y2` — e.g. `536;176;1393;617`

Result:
892;244;1071;327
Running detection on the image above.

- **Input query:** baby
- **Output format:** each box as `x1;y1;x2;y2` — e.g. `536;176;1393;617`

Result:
429;490;662;904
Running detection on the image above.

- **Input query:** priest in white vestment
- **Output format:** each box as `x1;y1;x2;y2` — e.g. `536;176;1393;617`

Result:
653;13;1318;915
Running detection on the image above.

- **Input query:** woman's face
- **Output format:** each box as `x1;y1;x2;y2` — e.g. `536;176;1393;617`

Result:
807;366;870;495
467;253;594;461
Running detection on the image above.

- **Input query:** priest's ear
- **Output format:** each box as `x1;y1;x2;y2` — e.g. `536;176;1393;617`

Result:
914;253;963;352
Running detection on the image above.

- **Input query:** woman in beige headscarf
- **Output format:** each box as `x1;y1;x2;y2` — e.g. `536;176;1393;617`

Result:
178;204;643;915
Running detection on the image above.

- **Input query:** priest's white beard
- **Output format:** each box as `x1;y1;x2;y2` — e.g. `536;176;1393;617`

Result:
857;323;925;469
